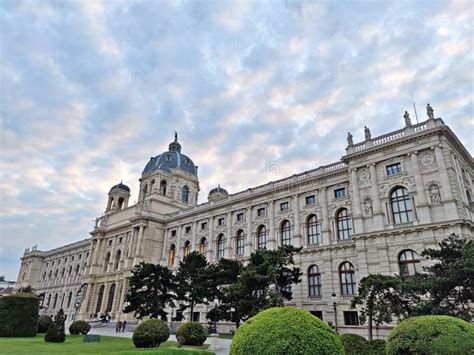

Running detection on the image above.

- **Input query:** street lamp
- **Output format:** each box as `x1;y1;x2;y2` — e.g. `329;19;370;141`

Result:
213;298;219;334
331;293;338;334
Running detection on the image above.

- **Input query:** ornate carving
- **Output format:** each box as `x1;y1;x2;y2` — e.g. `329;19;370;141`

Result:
358;168;371;186
363;198;373;216
428;183;442;204
420;152;436;169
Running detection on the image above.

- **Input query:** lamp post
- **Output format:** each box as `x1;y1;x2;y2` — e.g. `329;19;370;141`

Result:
213;298;219;334
331;293;338;334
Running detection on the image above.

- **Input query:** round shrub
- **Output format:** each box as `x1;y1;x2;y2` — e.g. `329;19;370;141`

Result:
176;322;207;346
367;339;386;355
230;307;344;355
340;333;368;355
38;315;53;333
0;293;40;337
386;315;474;355
132;319;170;348
69;320;91;335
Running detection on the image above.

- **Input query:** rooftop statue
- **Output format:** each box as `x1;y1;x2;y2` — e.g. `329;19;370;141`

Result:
404;111;412;127
364;126;371;140
347;132;353;146
427;103;434;119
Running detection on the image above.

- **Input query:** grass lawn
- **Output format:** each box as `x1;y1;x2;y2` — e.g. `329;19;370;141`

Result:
0;335;212;354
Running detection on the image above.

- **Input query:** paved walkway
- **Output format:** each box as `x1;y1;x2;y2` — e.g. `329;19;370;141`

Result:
86;324;231;355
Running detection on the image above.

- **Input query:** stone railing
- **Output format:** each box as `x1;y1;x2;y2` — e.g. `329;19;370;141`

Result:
346;118;443;154
167;161;348;218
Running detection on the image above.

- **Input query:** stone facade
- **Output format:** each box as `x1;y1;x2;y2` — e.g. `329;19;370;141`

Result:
17;116;473;337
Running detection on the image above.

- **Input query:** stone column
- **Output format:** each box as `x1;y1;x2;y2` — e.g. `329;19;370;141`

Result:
369;163;384;229
320;187;330;246
268;201;276;249
118;278;128;317
160;228;169;264
410;152;431;223
225;211;232;257
434;145;458;219
176;225;183;265
78;283;93;319
245;206;253;256
207;217;213;260
135;225;145;257
350;168;364;234
191;221;197;253
293;194;302;247
92;239;100;265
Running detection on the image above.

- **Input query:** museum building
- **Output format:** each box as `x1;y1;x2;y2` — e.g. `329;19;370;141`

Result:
16;109;473;336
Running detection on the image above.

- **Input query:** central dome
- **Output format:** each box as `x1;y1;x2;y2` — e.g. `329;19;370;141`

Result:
142;133;197;176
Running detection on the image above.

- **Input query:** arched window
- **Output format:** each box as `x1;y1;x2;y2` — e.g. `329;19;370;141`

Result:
75;265;80;279
168;244;176;266
308;265;322;297
391;187;413;224
236;230;245;256
217;234;225;259
257;225;267;250
340;262;356;295
67;291;72;309
118;198;124;209
47;294;52;308
183;241;190;259
336;208;353;240
106;284;115;313
199;237;207;254
399;250;421;276
53;293;58;309
281;220;292;246
150;179;155;193
182;186;189;203
103;252;110;272
160;180;167;196
96;285;105;314
114;250;121;270
307;215;320;245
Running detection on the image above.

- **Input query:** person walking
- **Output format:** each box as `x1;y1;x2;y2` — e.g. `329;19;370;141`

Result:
115;320;121;333
121;320;127;333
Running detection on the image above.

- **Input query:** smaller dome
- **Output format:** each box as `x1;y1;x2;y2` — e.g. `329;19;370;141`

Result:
209;185;228;195
109;182;130;193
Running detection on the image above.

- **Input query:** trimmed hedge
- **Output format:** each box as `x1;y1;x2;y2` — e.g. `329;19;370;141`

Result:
340;333;367;355
0;293;40;337
38;315;53;333
386;315;474;354
230;307;344;355
132;319;170;348
176;322;207;346
367;339;386;355
45;309;66;343
69;320;91;335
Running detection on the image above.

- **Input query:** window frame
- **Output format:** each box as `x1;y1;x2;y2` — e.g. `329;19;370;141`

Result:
217;235;225;259
336;208;353;240
308;265;322;297
398;249;421;276
386;162;403;176
305;195;316;205
334;188;346;199
281;220;292;246
257;225;267;249
236;230;245;256
307;214;321;245
340;262;356;296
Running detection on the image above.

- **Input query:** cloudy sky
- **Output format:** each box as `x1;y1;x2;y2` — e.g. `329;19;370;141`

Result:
1;0;473;280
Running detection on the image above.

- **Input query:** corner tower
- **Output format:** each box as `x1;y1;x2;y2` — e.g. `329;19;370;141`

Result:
140;132;200;208
106;182;130;212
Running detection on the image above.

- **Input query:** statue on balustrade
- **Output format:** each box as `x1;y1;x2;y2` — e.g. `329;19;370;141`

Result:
426;103;434;119
347;132;353;146
404;111;412;127
364;126;371;140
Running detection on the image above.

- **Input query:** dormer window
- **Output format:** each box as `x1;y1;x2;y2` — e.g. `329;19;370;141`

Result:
257;207;266;217
280;202;289;211
218;217;225;226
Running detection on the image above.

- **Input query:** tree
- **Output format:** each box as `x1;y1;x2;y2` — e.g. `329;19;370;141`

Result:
412;234;473;320
214;246;302;326
124;262;175;321
17;285;33;294
351;274;407;340
175;252;212;319
44;309;66;343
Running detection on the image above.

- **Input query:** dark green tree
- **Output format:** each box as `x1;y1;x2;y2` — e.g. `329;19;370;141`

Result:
124;262;175;321
213;246;302;327
351;274;407;339
44;309;66;343
412;234;473;320
17;285;33;293
175;252;212;319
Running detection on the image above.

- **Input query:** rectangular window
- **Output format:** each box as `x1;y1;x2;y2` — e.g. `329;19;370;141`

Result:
185;226;191;234
257;207;266;217
334;188;346;199
344;311;359;326
119;237;123;243
310;311;323;320
306;195;316;205
386;162;402;176
192;312;200;322
218;218;225;226
280;202;289;211
171;230;177;237
237;213;244;222
201;222;207;230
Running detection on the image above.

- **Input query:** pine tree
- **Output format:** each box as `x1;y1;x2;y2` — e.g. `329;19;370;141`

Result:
44;309;66;343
